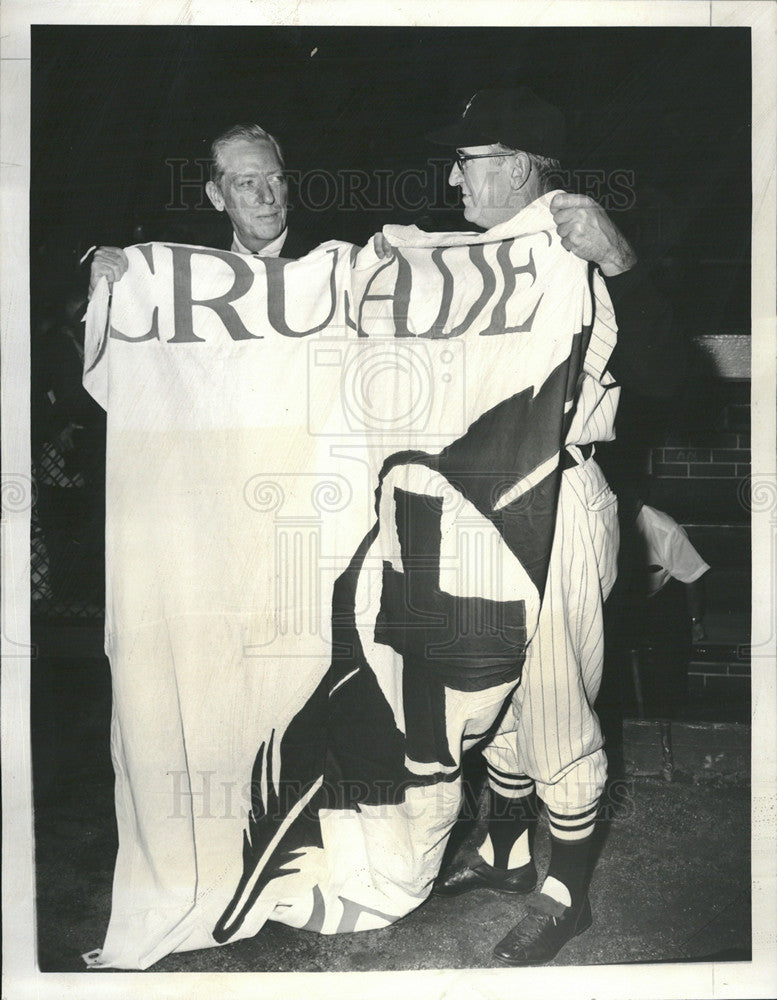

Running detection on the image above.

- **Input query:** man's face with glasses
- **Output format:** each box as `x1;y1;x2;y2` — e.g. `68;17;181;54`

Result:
448;144;518;230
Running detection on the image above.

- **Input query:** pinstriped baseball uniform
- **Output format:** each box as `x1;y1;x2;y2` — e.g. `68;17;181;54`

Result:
482;270;620;842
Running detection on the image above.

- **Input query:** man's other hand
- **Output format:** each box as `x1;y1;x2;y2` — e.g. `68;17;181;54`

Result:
372;233;395;260
550;193;637;277
89;247;129;297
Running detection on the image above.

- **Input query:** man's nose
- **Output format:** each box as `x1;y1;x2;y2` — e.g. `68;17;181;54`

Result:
250;180;275;204
448;162;463;187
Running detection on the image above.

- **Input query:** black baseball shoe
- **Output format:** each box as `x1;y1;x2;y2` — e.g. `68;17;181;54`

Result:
433;858;537;897
492;894;592;966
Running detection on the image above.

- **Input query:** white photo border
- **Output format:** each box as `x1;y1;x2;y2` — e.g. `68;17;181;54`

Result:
2;2;775;999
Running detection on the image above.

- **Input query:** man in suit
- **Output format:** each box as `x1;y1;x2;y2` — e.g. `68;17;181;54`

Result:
89;122;311;291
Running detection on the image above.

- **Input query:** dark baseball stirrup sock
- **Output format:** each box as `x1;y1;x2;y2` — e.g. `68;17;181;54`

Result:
479;782;539;870
543;832;595;910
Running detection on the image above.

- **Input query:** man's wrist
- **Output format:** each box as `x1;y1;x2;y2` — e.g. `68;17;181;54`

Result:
599;242;638;277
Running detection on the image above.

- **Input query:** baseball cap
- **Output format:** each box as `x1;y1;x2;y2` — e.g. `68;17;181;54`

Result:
426;87;566;160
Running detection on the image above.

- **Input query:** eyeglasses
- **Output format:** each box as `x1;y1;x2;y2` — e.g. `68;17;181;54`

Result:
454;150;516;171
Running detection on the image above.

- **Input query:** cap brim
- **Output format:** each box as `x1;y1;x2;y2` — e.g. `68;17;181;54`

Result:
425;120;500;147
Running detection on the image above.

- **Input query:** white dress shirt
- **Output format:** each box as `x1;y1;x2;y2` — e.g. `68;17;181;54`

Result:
231;229;288;258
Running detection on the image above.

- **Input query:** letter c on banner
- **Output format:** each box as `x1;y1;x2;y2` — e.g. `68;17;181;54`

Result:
108;244;160;343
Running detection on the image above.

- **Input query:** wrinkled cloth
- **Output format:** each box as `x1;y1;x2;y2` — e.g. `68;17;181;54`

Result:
82;192;616;969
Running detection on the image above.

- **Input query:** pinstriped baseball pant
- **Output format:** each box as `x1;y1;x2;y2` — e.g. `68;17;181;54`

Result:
482;457;619;835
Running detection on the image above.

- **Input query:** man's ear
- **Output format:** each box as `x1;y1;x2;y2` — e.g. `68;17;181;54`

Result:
206;180;225;212
509;151;532;191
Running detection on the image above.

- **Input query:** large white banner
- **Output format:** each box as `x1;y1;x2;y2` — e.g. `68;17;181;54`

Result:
83;193;614;969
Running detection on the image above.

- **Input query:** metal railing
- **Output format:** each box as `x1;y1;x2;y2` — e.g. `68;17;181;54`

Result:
30;448;104;620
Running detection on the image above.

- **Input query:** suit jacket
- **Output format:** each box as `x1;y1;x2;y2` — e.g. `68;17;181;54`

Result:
229;227;319;262
278;227;319;260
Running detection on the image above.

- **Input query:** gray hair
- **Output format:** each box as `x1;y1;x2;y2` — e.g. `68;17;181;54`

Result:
493;144;564;195
528;153;564;194
209;124;285;185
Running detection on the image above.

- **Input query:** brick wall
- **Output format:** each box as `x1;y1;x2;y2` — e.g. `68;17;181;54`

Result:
651;430;750;483
649;395;751;721
686;653;751;722
647;398;751;525
651;397;750;484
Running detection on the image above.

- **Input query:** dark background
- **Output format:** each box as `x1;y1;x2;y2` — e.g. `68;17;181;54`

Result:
29;25;753;706
32;25;751;337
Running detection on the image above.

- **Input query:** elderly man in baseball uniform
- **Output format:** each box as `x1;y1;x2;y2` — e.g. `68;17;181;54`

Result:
428;87;690;965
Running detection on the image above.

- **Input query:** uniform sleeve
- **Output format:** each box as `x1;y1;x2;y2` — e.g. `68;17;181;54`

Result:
661;521;711;584
604;262;692;399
